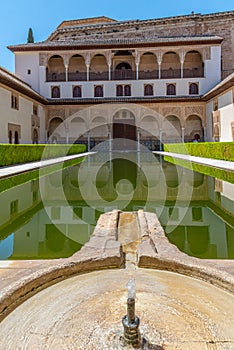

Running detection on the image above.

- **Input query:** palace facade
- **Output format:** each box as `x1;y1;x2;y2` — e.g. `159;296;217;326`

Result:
1;11;234;147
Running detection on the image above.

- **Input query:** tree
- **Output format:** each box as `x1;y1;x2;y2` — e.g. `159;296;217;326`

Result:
27;28;34;43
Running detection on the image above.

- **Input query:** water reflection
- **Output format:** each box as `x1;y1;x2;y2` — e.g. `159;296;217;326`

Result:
0;153;233;259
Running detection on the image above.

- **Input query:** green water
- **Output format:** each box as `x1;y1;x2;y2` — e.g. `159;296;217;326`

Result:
0;152;233;260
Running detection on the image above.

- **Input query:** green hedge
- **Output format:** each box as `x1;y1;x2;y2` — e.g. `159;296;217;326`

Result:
0;144;86;167
164;142;234;162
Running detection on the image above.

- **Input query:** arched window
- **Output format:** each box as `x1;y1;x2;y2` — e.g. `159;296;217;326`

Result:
189;83;199;95
51;86;60;98
124;85;131;96
144;84;153;96
73;86;82;98
15;131;19;144
167;84;176;96
94;85;103;97
116;85;123;96
9;130;12;144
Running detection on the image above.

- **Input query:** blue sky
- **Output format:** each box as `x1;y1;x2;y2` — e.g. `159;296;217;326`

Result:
0;0;233;72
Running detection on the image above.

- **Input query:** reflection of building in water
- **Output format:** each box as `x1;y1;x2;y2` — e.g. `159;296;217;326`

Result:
0;156;234;259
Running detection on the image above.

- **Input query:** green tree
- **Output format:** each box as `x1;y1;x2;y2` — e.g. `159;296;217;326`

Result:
27;28;34;43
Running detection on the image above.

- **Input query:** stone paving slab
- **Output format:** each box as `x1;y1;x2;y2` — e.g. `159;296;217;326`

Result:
154;151;234;172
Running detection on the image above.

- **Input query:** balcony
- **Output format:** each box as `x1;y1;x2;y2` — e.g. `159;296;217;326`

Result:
139;70;158;80
161;69;181;79
68;72;86;81
112;69;135;80
89;71;109;81
46;72;66;82
183;68;204;78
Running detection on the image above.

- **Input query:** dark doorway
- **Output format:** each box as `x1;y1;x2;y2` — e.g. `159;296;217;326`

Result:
113;110;136;150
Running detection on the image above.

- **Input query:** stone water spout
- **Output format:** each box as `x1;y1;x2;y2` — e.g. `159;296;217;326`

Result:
122;278;141;347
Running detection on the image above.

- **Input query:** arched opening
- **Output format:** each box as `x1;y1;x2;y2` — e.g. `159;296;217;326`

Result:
166;84;176;95
113;110;136;150
114;62;133;80
94;85;103;97
189;83;199;95
51;86;60;98
141;115;159;150
70;117;87;143
116;85;123;96
73;86;82;98
48;117;63;142
139;52;158;79
161;52;181;79
162;115;181;143
9;130;12;144
144;84;153;96
68;54;86;81
184;51;204;78
185;115;203;142
46;55;66;82
124;85;131;96
90;54;108;81
14;131;19;144
32;129;38;144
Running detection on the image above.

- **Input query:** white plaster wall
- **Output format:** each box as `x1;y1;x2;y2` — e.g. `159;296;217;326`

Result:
220;104;234;141
206;101;214;142
218;90;233;109
0;86;11;143
203;46;221;93
0;84;46;144
15;52;40;92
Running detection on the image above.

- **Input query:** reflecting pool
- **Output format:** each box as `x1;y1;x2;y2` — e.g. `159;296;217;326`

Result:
0;152;233;259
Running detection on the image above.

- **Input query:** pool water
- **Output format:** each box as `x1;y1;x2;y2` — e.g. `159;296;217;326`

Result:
0;152;233;260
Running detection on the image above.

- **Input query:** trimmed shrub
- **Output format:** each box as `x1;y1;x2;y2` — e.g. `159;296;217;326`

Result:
0;144;86;167
164;142;234;162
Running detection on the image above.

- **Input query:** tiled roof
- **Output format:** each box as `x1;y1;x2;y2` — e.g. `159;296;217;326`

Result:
203;72;234;100
0;66;48;104
8;35;222;52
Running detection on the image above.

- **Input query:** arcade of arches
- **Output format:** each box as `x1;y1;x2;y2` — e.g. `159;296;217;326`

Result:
47;105;204;149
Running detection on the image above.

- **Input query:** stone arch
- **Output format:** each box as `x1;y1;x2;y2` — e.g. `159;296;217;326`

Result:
141;115;159;138
90;116;109;138
48;117;64;142
46;55;66;82
184;51;204;78
70;116;87;142
68;54;86;81
185;115;203;142
161;52;180;78
113;50;135;80
162;115;182;142
139;52;158;79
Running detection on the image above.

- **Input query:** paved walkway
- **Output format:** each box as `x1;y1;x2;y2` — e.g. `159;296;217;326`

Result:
0;152;94;179
154;151;234;172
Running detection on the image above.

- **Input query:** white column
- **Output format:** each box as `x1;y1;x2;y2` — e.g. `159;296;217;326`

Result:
159;128;163;151
203;127;207;142
181;62;184;79
137;128;140;152
66;128;69;144
136;63;139;80
65;66;68;82
181;127;185;143
108;64;111;80
86;65;90;81
158;63;161;79
87;131;91;152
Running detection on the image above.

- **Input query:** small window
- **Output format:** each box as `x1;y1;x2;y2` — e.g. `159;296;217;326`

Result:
116;85;123;96
27;69;31;75
124;85;131;96
10;200;18;216
51;86;60;98
189;83;199;95
94;85;103;97
73;86;82;98
167;84;176;96
11;93;19;109
144;84;153;96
